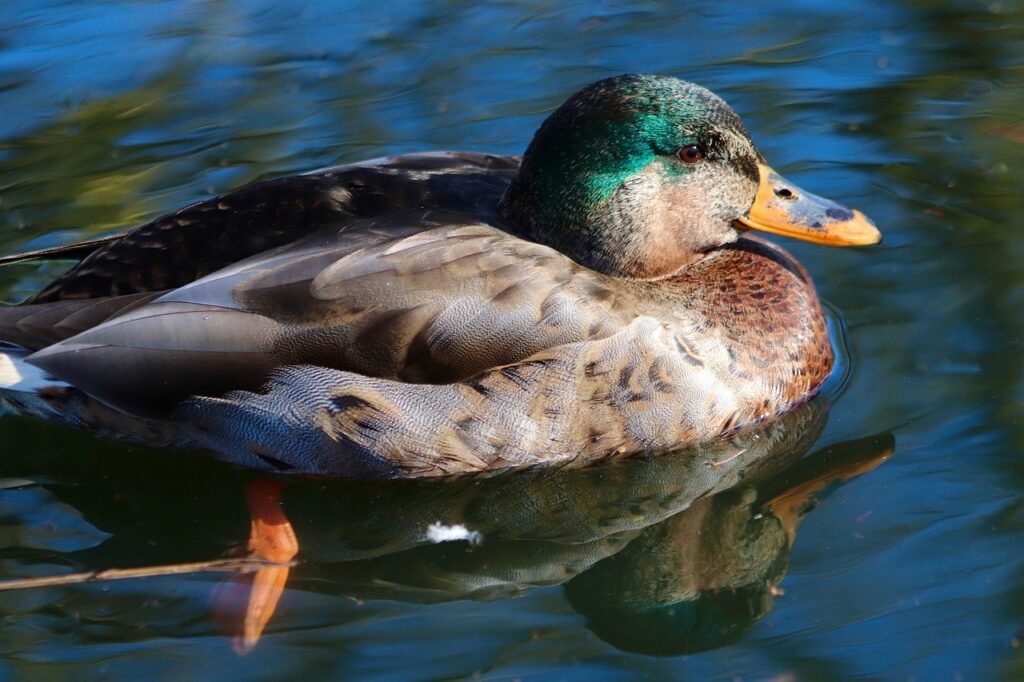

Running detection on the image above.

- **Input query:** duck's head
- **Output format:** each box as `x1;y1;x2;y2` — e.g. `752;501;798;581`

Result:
500;74;880;278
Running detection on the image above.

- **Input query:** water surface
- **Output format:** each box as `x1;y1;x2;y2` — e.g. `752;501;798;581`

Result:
1;1;1023;679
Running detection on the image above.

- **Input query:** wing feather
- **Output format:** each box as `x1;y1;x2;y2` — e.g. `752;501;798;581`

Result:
26;219;633;417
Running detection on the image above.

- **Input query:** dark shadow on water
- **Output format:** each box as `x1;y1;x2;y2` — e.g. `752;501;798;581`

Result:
1;399;893;657
564;430;893;656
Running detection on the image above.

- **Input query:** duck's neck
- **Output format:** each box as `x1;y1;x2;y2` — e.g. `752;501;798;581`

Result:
501;161;734;280
498;122;650;278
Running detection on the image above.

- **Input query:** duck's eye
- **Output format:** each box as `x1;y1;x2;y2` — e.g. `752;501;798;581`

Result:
677;144;705;164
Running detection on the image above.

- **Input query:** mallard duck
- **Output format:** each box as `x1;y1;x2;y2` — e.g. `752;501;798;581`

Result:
0;74;880;478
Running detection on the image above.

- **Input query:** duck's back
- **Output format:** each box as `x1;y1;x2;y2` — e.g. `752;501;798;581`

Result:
23;152;519;305
1;152;654;421
0;152;520;354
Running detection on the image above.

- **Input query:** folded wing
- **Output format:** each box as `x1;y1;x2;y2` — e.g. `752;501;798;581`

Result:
27;217;634;418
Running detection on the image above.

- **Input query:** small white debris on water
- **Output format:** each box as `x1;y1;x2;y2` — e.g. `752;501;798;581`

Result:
425;522;482;546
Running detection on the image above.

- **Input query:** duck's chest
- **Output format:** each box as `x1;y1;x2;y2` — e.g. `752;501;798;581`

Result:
650;240;833;426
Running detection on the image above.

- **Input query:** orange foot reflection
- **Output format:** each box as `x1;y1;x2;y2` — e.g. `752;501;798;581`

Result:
214;478;298;654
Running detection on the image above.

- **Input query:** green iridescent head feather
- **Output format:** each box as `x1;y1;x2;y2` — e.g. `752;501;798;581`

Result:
501;74;763;278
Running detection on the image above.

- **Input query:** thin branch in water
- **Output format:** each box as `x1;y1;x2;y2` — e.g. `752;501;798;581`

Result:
0;556;296;592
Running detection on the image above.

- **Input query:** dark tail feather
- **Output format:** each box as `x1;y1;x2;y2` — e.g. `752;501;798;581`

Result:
0;292;162;350
0;233;125;267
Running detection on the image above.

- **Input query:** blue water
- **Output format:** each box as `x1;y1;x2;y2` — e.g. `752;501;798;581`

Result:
1;1;1023;679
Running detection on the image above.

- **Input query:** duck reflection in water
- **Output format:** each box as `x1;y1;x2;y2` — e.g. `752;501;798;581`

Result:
208;400;892;655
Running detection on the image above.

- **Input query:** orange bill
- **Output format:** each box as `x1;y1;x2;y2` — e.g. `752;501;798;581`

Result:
735;163;881;246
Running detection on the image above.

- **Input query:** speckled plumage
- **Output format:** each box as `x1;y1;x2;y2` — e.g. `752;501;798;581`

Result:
0;75;876;478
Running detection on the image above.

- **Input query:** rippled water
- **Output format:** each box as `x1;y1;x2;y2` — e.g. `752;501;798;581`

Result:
1;1;1023;679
